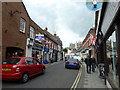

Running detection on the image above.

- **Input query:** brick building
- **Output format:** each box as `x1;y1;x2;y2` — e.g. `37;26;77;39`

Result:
2;2;30;60
26;19;44;58
2;2;63;62
80;28;96;59
43;28;63;62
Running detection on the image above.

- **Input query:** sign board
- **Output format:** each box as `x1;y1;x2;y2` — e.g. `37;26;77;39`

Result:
86;0;103;11
35;34;45;42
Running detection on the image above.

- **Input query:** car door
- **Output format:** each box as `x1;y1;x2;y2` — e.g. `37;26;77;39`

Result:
33;58;42;74
25;58;36;76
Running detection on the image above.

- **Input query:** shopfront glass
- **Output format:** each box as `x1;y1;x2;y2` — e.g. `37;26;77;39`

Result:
106;31;119;88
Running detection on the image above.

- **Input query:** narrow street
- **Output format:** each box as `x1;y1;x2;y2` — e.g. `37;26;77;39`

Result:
1;1;120;89
2;61;80;88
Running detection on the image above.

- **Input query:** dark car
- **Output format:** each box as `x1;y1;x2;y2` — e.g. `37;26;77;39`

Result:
1;57;45;83
65;59;81;69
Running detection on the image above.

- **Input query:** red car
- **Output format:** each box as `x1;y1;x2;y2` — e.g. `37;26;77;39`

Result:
1;57;45;83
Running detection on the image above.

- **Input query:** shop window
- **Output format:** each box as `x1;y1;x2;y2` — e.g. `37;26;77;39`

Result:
20;18;26;33
106;31;119;88
30;26;35;39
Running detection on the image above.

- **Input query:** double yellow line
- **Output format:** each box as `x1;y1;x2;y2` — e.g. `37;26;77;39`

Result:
70;64;82;90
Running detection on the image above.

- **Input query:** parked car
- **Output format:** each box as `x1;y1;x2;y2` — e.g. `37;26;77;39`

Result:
1;57;45;83
65;58;81;69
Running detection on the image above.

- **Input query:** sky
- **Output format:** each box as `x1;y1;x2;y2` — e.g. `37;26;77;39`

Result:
23;0;95;48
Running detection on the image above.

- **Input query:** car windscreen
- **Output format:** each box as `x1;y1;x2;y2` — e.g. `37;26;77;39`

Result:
2;58;21;64
68;59;78;62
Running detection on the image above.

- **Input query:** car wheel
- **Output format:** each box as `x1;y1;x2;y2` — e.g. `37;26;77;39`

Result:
42;68;45;74
20;73;29;83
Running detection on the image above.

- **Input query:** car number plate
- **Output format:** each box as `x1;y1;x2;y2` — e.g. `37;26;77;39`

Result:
2;68;11;71
70;63;74;64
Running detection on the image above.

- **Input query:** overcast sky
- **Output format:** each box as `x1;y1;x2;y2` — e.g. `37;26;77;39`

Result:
23;0;95;48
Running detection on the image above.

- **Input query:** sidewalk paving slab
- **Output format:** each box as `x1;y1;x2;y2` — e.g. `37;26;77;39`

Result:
77;63;108;89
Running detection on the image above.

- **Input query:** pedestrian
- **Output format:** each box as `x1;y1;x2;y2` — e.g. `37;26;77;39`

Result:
14;52;19;57
12;53;15;57
81;58;84;62
91;56;96;72
40;57;43;64
85;55;92;74
49;57;53;63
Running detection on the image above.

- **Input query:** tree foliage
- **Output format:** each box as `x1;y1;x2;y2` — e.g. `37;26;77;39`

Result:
63;48;68;53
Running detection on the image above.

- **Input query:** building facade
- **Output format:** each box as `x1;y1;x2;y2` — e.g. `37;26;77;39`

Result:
95;2;120;89
80;28;96;59
2;2;30;60
2;2;63;63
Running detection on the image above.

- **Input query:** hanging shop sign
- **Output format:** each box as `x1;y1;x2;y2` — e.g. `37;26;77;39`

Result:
86;0;103;11
35;34;46;42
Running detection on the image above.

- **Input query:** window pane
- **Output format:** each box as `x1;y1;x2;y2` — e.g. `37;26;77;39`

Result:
25;58;34;65
20;18;26;33
30;26;34;39
106;31;119;88
3;58;20;64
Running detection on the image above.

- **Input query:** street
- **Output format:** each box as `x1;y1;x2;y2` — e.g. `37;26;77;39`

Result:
1;1;119;89
2;61;80;88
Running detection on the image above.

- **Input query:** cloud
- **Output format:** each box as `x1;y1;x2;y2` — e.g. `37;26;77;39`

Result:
23;0;95;47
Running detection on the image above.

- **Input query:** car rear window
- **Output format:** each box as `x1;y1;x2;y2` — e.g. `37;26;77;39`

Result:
68;59;78;61
2;58;21;64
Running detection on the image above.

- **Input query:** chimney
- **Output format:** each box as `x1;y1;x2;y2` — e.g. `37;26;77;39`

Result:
44;27;48;31
54;33;56;36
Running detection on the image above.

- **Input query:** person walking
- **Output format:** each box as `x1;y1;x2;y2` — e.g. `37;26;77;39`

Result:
85;55;92;74
39;55;43;64
14;52;19;57
49;57;53;63
91;56;96;72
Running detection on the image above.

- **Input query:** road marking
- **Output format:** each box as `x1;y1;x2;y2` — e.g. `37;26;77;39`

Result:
70;64;82;90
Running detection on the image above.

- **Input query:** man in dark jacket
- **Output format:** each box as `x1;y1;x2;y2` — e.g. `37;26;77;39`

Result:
85;55;92;74
91;56;96;72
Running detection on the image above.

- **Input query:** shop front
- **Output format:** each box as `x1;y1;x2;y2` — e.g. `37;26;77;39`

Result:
96;2;120;88
53;50;58;62
97;24;119;89
32;41;43;59
6;47;24;58
43;46;49;61
105;30;119;88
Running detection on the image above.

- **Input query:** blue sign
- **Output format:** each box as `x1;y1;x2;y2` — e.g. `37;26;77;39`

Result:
44;47;49;52
86;0;103;11
35;34;45;41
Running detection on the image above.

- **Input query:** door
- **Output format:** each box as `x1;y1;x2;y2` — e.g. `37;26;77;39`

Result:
25;58;36;76
33;58;43;74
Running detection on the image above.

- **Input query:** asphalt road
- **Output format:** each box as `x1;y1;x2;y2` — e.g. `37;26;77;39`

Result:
2;61;79;88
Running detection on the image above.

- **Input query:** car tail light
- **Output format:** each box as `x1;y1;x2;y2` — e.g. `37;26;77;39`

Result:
65;62;69;64
16;68;20;72
76;62;79;64
13;65;20;72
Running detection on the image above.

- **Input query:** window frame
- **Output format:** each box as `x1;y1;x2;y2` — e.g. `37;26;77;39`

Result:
29;26;35;39
25;58;34;65
19;17;26;33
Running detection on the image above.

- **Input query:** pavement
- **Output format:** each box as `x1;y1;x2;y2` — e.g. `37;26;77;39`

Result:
77;62;108;89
